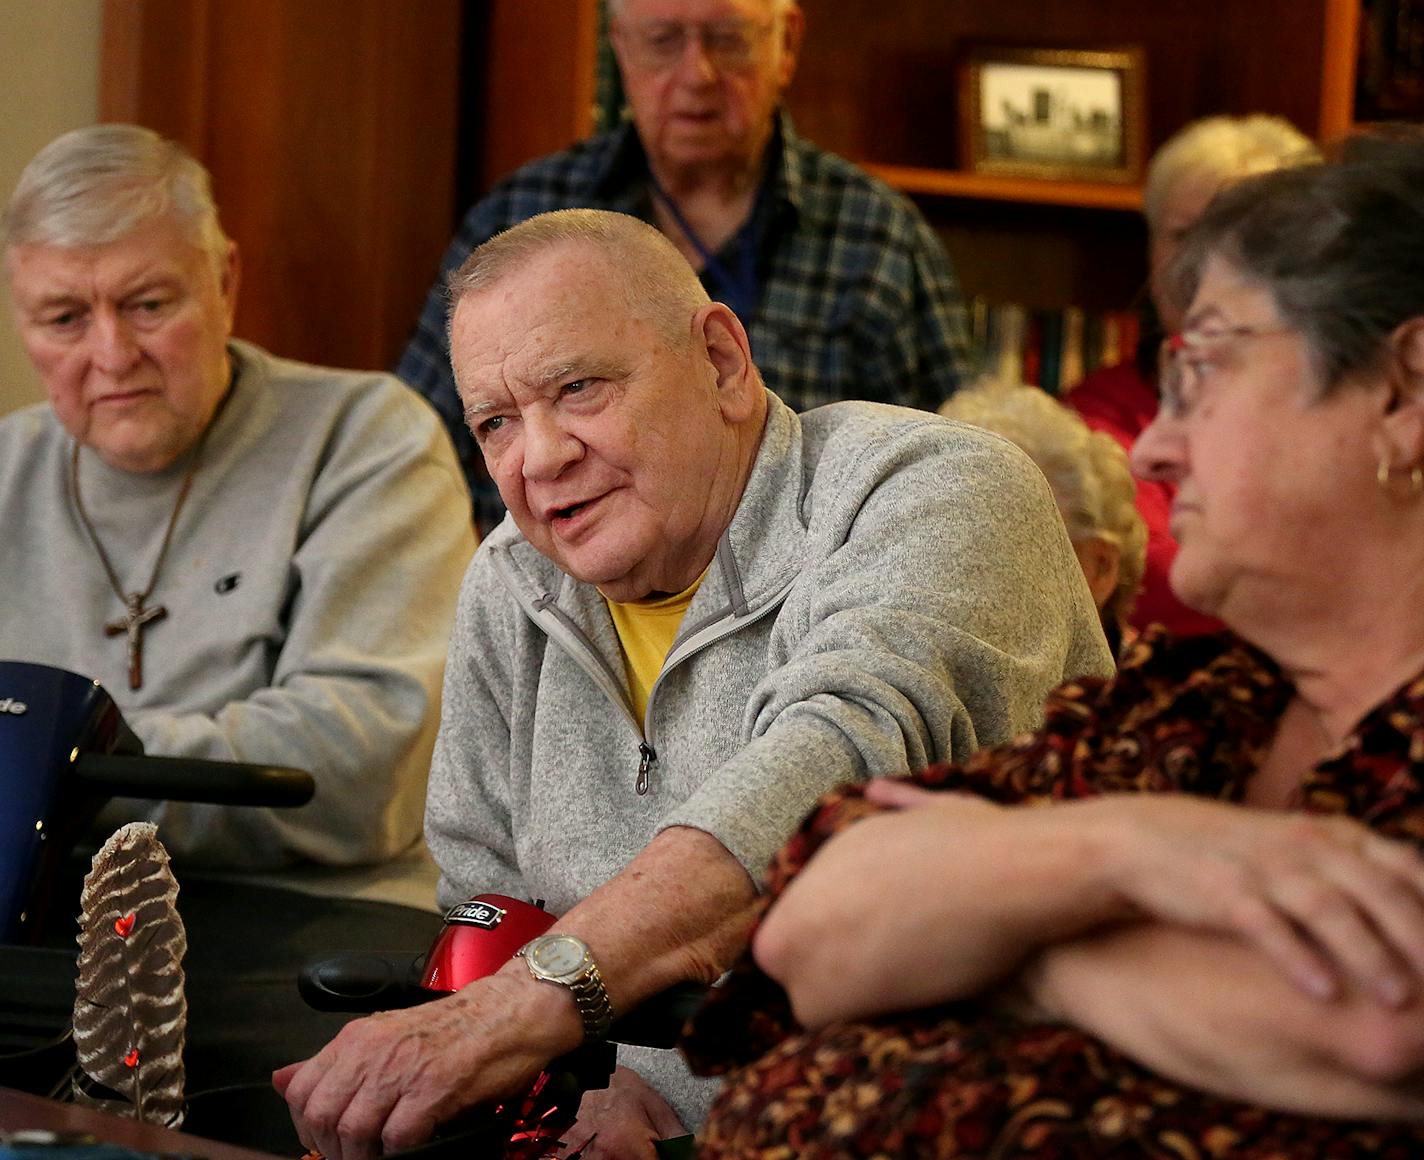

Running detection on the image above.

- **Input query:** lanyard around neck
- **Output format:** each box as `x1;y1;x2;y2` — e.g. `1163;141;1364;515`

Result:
649;179;763;322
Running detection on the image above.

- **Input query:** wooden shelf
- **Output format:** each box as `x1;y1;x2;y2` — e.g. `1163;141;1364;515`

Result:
864;163;1144;212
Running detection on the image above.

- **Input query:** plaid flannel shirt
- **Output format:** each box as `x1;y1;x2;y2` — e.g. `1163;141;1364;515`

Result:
396;114;972;535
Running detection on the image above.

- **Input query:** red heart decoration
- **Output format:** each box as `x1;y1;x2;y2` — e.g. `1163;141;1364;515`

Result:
123;1048;140;1068
114;912;136;938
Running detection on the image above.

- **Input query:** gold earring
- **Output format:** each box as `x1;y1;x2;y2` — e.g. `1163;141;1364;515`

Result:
1378;456;1424;496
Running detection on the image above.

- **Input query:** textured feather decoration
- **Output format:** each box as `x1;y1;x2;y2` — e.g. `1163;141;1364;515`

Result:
72;821;187;1127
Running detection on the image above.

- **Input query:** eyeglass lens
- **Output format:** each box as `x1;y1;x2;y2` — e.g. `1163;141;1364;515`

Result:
623;20;769;69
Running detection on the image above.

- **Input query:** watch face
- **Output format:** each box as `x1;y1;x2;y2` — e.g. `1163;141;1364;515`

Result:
530;935;586;977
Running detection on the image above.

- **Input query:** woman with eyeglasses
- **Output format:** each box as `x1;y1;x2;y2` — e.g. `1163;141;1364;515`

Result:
681;143;1424;1157
1068;115;1319;640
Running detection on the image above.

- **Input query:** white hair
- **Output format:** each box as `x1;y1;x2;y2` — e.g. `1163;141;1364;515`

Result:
1143;114;1320;232
3;123;228;262
940;382;1147;628
447;208;711;345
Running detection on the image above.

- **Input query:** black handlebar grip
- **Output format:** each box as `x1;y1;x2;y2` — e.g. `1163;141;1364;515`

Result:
297;952;434;1013
74;753;315;807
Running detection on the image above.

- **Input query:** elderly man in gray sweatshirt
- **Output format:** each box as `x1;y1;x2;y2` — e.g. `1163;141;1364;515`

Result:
0;124;475;903
278;209;1113;1160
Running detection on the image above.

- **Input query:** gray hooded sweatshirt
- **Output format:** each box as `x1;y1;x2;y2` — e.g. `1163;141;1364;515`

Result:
425;394;1113;1123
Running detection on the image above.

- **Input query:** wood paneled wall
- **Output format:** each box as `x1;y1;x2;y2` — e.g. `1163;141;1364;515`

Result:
478;2;598;192
100;0;463;373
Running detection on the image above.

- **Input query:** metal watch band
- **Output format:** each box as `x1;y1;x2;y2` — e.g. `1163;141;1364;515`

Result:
567;958;614;1039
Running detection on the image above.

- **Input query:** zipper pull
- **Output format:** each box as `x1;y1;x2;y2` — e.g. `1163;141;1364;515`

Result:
636;743;656;795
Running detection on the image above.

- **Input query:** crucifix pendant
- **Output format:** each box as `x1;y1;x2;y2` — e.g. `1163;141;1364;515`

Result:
104;593;168;691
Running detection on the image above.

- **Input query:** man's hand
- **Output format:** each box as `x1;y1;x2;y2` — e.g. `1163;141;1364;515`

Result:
273;969;579;1160
558;1066;686;1159
273;827;756;1159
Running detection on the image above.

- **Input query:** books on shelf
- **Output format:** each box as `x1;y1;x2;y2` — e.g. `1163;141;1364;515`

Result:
969;297;1141;396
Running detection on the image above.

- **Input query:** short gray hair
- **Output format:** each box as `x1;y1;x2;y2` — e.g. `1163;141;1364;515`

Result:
1171;140;1424;396
1143;115;1320;232
940;382;1147;627
447;208;712;345
3;123;228;261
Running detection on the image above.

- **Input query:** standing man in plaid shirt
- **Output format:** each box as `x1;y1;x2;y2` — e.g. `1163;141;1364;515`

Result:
398;0;973;535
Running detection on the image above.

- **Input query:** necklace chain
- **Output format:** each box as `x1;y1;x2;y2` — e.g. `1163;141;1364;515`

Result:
69;423;215;689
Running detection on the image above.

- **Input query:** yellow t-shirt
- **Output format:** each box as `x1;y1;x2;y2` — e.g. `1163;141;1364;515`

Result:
605;572;705;723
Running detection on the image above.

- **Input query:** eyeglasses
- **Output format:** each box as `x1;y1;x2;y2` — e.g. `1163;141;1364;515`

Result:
614;18;776;72
1157;322;1296;418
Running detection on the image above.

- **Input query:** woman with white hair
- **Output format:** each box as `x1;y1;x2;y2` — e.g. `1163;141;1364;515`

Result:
1069;114;1319;638
940;383;1146;656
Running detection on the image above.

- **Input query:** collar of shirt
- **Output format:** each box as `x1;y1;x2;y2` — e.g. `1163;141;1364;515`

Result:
590;108;805;238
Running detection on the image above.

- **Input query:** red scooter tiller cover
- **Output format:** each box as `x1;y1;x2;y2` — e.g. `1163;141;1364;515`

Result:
421;895;602;1159
421;893;556;992
298;893;701;1157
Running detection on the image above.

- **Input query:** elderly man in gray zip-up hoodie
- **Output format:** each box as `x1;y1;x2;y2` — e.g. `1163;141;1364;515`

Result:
278;209;1113;1160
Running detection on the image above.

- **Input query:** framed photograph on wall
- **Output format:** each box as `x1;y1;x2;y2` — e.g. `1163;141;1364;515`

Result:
960;46;1147;184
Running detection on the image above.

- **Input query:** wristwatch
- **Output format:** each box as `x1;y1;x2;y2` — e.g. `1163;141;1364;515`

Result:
518;933;615;1040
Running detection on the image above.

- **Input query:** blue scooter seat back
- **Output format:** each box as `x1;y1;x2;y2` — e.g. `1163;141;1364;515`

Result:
0;660;133;944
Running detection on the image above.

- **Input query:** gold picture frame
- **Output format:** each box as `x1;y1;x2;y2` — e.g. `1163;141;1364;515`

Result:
960;46;1147;184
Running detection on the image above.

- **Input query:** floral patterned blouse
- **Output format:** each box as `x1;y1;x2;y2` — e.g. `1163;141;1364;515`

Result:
682;629;1424;1159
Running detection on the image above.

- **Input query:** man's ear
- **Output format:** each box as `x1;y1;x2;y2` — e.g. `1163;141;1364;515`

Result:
607;19;631;80
694;302;761;423
1073;535;1121;613
776;4;805;91
1377;317;1424;472
218;239;241;330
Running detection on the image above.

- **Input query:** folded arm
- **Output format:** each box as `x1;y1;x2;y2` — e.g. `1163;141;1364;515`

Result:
1028;922;1424;1119
757;785;1424;1039
754;788;1130;1026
